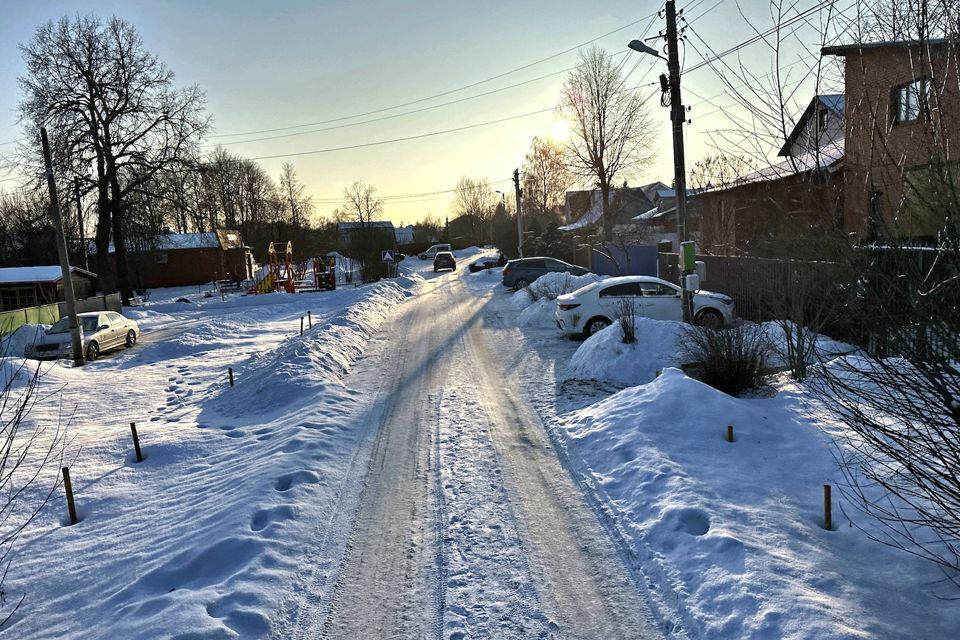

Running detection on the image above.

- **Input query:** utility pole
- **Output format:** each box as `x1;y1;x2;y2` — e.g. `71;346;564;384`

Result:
41;127;84;367
513;168;524;258
665;0;693;324
74;179;89;271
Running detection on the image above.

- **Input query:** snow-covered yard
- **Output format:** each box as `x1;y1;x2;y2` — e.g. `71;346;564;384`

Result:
0;268;423;638
468;266;960;639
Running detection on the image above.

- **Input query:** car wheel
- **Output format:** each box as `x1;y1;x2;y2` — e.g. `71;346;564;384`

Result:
125;330;137;348
584;317;610;337
452;265;456;271
86;341;99;362
696;308;724;329
515;278;529;289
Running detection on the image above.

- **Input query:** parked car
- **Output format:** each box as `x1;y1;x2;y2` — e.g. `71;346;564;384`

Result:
555;275;735;337
468;252;507;272
501;257;588;289
419;243;452;260
25;311;140;361
433;251;457;272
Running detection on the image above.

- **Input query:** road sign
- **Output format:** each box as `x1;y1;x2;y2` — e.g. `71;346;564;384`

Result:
381;250;395;263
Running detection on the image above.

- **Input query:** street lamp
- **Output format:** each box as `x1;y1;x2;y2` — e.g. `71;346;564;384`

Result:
628;0;693;324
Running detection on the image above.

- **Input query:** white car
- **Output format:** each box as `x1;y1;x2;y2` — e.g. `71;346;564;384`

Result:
555;275;735;337
419;243;452;260
25;311;140;361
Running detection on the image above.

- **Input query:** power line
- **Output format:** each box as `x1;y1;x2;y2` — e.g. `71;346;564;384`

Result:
209;12;662;139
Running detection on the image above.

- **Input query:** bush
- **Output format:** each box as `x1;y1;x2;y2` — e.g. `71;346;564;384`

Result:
615;299;636;344
684;323;771;395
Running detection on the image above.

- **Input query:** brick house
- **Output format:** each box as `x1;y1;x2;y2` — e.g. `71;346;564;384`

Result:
90;230;253;289
822;38;959;239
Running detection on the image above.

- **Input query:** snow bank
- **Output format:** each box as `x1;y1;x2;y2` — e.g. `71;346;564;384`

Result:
0;323;48;357
209;280;409;421
564;318;687;386
761;320;855;367
517;297;557;329
553;367;960;638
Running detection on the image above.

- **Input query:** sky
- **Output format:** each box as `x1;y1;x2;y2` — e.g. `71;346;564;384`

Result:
0;0;845;226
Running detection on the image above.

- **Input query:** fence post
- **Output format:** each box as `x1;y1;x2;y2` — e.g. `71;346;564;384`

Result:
308;310;312;328
727;425;734;442
228;367;234;387
300;317;304;336
130;422;144;463
823;484;832;530
62;467;79;525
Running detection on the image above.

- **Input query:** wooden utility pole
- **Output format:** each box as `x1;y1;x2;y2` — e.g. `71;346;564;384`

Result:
513;168;524;258
665;1;693;324
41;127;85;367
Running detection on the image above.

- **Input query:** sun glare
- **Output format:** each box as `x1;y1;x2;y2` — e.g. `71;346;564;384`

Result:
550;119;570;141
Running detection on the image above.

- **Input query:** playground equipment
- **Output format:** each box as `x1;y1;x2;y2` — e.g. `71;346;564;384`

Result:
248;242;337;294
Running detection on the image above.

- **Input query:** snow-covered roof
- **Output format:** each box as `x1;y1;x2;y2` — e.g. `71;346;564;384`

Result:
88;230;245;254
0;265;96;285
697;140;845;196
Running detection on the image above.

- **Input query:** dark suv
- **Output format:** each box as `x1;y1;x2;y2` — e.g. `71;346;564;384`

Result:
501;257;588;289
433;251;456;272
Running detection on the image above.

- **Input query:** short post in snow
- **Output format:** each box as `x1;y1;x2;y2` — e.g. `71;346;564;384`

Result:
300;317;304;336
130;422;144;463
62;467;79;526
308;310;312;328
228;367;234;387
823;484;833;530
726;425;734;443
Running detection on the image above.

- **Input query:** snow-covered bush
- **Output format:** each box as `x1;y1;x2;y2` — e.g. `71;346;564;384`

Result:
684;323;771;396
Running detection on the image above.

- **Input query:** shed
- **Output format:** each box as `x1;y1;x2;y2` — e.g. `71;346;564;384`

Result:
0;266;97;312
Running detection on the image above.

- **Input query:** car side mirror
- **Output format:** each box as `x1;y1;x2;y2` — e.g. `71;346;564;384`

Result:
98;324;110;330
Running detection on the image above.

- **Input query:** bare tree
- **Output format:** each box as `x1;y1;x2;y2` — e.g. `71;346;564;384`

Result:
343;180;383;227
451;176;496;244
279;162;313;227
17;15;208;303
559;46;657;240
522;136;569;222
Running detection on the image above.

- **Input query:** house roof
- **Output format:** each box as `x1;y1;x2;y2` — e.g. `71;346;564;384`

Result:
558;187;655;232
337;221;395;230
695;140;845;196
822;37;952;56
88;230;245;254
778;94;845;157
0;265;96;285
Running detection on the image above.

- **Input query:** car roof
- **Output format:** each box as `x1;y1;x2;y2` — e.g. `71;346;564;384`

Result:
78;311;105;317
597;275;676;287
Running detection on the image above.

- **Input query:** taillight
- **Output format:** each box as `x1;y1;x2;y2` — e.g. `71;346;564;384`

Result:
558;303;580;311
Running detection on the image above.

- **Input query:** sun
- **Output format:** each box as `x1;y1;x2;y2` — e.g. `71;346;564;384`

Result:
550;118;571;142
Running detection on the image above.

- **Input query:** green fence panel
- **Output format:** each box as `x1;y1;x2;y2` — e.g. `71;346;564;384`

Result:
0;303;61;337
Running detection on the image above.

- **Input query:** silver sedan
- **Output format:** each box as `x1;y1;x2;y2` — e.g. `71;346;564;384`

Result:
25;311;140;361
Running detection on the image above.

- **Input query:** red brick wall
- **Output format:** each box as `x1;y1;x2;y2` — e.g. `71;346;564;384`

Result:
91;248;249;289
841;42;959;237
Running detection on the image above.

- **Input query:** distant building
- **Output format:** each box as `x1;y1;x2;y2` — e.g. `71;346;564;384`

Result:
90;230;253;289
559;185;658;234
395;224;416;246
0;266;97;312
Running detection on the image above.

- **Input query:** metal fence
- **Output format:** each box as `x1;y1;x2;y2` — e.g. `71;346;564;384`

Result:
658;252;849;322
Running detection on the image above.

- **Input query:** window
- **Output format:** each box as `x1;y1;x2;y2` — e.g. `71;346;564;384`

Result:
0;287;37;311
156;251;169;264
107;312;123;323
818;108;829;133
639;282;678;297
521;260;546;269
892;77;931;124
599;282;642;298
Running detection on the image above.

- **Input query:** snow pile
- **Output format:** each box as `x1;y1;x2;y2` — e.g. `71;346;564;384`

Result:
0;323;48;357
516;297;558;329
761;320;855;367
526;271;604;302
210;280;409;420
564;319;688;386
552;367;960;638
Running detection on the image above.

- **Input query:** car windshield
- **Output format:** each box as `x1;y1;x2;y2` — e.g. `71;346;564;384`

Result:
48;316;99;334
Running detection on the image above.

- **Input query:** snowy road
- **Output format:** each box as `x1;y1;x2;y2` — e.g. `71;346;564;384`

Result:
289;268;661;639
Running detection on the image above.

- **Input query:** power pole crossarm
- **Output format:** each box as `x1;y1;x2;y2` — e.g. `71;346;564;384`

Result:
41;128;85;366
